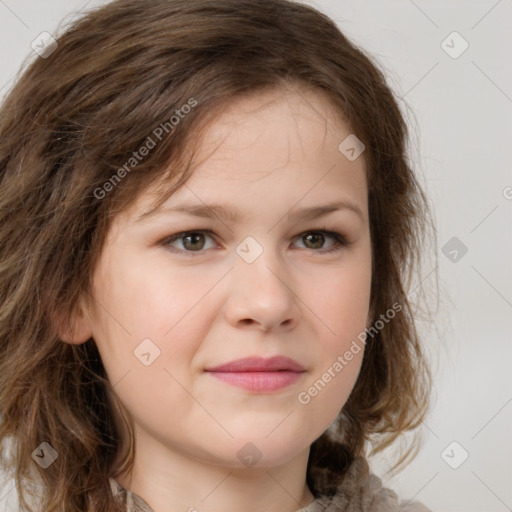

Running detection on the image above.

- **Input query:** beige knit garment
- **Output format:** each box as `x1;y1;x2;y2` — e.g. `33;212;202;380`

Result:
109;456;432;512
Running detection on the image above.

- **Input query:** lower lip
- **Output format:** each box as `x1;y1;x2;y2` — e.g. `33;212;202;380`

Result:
206;371;304;392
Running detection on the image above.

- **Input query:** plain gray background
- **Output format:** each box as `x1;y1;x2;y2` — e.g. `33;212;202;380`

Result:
0;1;511;511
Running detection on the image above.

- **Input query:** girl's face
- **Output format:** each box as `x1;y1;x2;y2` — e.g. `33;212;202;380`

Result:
74;87;371;470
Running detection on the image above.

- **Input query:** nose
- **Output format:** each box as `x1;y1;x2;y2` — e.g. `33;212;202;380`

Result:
223;248;301;333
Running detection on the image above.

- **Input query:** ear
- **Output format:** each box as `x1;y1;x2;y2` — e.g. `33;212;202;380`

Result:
52;298;93;345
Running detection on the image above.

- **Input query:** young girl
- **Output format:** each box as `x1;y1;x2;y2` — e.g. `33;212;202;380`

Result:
0;1;436;511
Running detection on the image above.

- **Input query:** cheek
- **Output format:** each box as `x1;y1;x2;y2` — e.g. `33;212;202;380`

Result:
88;262;208;437
92;251;206;335
307;258;372;342
89;257;220;384
294;255;370;422
297;353;363;435
295;316;365;437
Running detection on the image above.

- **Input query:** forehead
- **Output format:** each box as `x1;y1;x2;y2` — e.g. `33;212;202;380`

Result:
128;85;367;222
196;86;352;165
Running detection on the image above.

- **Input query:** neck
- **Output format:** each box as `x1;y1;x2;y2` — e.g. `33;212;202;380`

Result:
113;433;316;512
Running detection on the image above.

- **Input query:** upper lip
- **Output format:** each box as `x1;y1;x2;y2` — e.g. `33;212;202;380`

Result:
205;356;305;372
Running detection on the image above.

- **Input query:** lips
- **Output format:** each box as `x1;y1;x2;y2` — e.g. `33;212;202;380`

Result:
205;355;305;373
205;356;305;392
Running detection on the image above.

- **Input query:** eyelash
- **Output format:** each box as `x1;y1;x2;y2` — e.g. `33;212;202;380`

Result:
159;228;350;256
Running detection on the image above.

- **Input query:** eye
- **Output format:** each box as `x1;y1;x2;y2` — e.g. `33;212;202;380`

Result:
161;230;218;253
293;230;349;254
160;229;350;256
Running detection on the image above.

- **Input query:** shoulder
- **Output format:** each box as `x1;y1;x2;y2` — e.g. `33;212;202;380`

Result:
399;500;433;512
305;452;434;512
109;478;154;512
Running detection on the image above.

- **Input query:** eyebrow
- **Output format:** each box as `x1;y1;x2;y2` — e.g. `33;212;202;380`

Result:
136;199;364;224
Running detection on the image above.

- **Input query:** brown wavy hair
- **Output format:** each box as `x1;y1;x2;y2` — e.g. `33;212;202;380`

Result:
0;0;436;510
